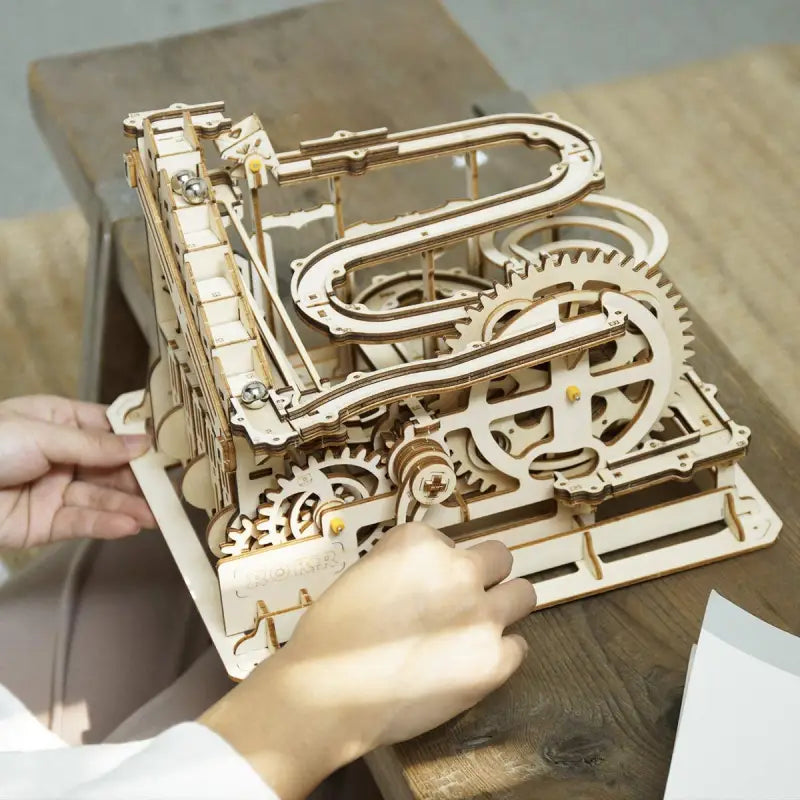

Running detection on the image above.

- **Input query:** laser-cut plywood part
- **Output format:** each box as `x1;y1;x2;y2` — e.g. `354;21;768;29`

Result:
110;102;781;679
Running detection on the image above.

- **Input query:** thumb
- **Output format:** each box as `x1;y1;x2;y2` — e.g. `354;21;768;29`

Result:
30;420;150;469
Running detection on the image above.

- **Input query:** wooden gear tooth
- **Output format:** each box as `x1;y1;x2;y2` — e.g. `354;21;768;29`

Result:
109;101;782;680
220;516;261;556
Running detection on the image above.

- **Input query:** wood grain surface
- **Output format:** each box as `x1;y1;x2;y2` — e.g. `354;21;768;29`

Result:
0;208;86;399
538;45;800;435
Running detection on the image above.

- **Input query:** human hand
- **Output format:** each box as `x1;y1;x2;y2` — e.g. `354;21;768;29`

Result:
202;523;536;799
0;395;155;548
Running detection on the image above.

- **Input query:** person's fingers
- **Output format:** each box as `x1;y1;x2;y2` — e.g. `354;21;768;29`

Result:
28;419;149;469
69;400;113;432
493;633;529;685
486;578;537;626
0;396;110;430
63;480;156;527
77;464;142;496
0;394;72;420
51;505;141;540
465;539;513;588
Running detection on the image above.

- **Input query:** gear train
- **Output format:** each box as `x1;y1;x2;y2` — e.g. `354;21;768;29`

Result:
109;101;781;678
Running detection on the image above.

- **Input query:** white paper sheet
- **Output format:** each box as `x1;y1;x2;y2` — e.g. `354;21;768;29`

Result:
664;591;800;800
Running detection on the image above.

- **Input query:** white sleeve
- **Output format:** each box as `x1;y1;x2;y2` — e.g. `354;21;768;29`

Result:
0;721;279;800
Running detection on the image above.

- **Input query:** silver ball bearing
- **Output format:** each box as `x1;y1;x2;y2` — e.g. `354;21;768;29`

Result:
241;380;269;409
170;169;194;194
182;177;209;205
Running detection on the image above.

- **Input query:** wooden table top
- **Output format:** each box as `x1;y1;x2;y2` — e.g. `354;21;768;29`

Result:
30;3;800;798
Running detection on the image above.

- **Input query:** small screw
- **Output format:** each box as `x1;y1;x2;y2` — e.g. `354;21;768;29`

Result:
241;380;268;408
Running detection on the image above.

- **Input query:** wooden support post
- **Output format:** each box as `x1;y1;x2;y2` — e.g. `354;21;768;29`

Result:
250;187;275;330
422;250;436;359
329;175;354;300
465;149;481;273
329;176;345;238
329;175;356;374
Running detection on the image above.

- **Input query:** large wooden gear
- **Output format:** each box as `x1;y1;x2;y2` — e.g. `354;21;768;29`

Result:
109;101;781;679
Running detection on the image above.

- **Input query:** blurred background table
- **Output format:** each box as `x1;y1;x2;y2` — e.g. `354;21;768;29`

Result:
26;0;800;797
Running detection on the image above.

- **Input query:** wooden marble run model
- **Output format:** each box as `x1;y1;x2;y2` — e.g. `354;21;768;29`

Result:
109;100;781;679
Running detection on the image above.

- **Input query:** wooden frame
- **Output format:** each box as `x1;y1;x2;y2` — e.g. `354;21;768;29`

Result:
111;101;781;678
